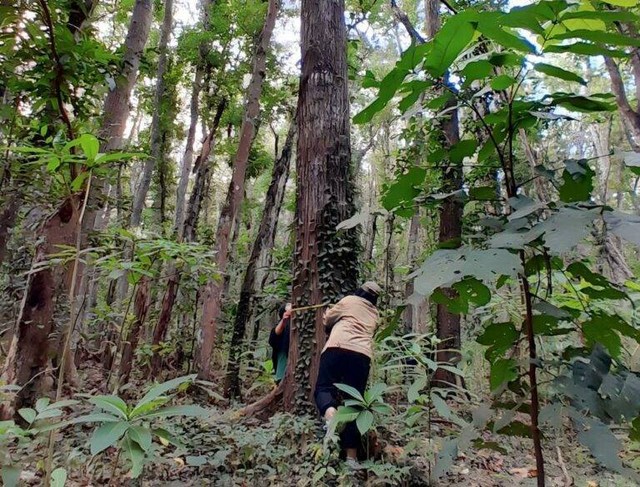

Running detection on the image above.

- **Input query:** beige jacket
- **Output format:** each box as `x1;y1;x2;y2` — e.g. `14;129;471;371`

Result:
322;295;379;358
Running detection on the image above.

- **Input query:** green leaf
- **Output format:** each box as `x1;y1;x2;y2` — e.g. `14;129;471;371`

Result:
552;29;640;47
70;413;121;424
133;374;196;413
334;383;365;403
135;404;208;420
408;376;427;403
553;94;615;113
583;316;622;358
559;160;594;203
490;358;518;391
127;426;152;452
356;410;374;435
478;15;536;53
469;186;497;200
1;466;20;487
602;0;636;6
122;435;145;478
559;10;639;24
604;210;640;247
533;63;586;85
621;151;640;176
425;15;477;77
630;416;640;442
478;322;519;350
450;139;477;163
333;406;360;424
51;467;67;487
375;305;405;342
78;134;99;160
490;74;517;91
90;421;129;456
460;60;493;86
88;395;129;420
381;166;426;214
413;248;521;298
35;397;50;413
18;408;36;424
545;42;628;58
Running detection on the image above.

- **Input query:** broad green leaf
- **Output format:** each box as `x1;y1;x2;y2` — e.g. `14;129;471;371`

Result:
88;395;129;420
460;60;493;86
469;186;497;200
491;75;517;91
545;42;628;58
621;151;640;175
425;15;477;77
1;466;20;487
583;316;622;358
128;426;152;452
356;410;374;435
122;435;146;478
78;134;99;160
136;404;208;420
490;358;518;391
333;406;360;423
18;408;36;424
477;322;519;361
604;210;640;247
450;139;477;163
553;94;615;113
70;412;121;424
533;63;586;85
631;416;640;442
90;421;129;455
334;383;365;402
478;16;536;53
365;383;387;404
412;248;521;297
560;10;640;24
51;467;67;487
35;397;51;412
408;376;427;403
553;29;640;47
602;0;636;6
559;159;594;202
381;166;426;214
134;374;197;412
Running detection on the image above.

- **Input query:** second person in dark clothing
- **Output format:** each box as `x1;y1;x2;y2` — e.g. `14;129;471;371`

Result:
268;303;291;384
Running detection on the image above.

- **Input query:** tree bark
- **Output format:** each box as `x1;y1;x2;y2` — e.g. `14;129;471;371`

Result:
147;99;227;373
131;0;174;227
1;197;79;416
196;0;280;379
403;211;420;333
604;56;640;144
119;276;150;384
174;67;203;236
282;0;360;413
224;115;296;398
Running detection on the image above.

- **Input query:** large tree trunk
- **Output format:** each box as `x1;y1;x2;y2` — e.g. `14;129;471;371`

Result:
131;0;174;227
604;56;640;145
1;197;79;417
196;0;280;379
282;0;360;413
224;115;296;398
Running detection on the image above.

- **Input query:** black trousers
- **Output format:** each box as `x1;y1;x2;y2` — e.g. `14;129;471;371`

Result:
314;347;371;450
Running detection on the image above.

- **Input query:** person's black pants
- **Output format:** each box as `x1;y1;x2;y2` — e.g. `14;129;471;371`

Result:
314;347;370;450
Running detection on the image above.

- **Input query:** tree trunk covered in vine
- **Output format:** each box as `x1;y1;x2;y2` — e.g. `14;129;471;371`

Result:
131;0;174;227
224;115;296;398
197;0;280;379
282;0;360;413
119;276;150;384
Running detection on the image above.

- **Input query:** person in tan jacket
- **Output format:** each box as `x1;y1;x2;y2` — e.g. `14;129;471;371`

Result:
313;281;382;463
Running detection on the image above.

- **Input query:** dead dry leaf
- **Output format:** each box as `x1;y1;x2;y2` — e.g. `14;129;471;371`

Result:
509;467;537;478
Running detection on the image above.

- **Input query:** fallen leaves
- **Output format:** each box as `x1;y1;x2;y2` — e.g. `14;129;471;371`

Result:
509;466;538;478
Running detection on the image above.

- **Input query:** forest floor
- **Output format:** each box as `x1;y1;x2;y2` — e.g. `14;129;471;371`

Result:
6;364;640;486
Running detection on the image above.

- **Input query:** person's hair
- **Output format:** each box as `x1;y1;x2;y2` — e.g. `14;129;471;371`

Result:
278;303;288;319
353;288;378;306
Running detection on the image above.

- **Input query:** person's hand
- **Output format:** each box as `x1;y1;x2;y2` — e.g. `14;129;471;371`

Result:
283;309;293;320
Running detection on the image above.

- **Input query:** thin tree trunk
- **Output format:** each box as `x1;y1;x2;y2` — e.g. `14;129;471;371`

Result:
282;0;360;413
196;0;280;379
174;68;203;236
403;211;420;333
604;56;640;144
119;276;150;384
224;115;296;398
0;192;19;266
131;0;174;227
147;100;227;373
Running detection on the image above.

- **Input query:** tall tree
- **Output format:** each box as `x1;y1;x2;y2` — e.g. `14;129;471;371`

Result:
131;0;175;227
196;0;280;379
282;0;360;413
224;114;296;398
